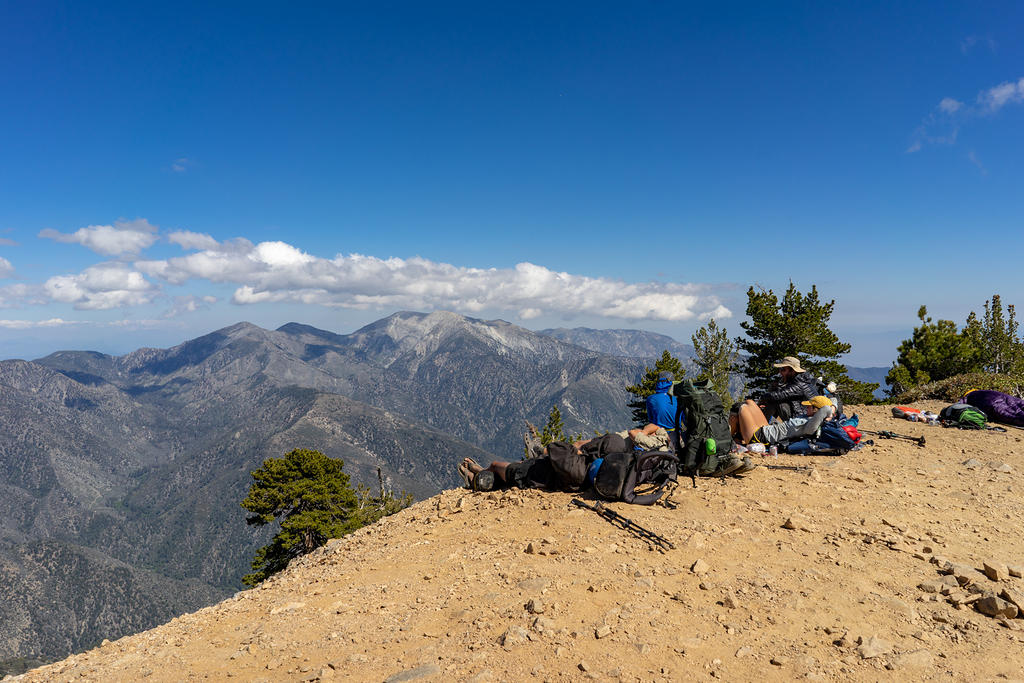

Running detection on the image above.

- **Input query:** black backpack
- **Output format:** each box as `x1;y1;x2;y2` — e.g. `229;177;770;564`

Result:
939;403;988;429
593;450;678;505
671;379;732;477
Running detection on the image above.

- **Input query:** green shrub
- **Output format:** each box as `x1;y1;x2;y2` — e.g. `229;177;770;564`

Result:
886;372;1024;404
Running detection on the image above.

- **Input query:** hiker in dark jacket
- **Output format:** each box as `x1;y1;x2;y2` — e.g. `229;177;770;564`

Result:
760;356;817;420
458;433;623;492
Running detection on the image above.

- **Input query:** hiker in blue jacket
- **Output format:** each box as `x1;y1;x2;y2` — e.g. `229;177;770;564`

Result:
635;371;682;450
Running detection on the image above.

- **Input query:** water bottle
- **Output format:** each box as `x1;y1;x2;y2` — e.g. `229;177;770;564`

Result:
769;445;778;458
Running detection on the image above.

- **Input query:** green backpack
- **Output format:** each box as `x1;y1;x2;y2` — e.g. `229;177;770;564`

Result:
939;403;987;429
671;379;732;477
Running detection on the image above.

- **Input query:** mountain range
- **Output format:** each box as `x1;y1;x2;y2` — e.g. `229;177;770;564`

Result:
0;312;648;666
0;311;890;667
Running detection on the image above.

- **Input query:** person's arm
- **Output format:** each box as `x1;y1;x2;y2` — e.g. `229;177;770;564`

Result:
794;406;832;438
627;423;660;439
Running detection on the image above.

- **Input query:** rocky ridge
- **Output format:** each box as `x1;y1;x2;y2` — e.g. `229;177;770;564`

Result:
9;402;1024;682
0;312;646;664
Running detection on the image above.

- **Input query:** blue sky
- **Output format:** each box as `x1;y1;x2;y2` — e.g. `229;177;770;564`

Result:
0;1;1021;366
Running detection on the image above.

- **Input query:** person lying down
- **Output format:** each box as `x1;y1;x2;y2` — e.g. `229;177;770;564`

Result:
730;395;836;446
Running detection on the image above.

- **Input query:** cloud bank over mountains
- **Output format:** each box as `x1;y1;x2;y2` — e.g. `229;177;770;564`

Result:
4;220;732;324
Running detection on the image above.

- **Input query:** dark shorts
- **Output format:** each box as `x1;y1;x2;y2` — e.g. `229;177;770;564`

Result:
505;457;559;490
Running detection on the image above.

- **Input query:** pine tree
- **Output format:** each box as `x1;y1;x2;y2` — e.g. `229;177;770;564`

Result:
240;448;410;586
540;404;568;445
625;350;685;426
978;295;1022;374
691;318;736;406
735;283;878;404
886;306;981;396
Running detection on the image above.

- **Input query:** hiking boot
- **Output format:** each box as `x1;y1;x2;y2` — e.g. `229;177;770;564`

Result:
731;456;758;476
473;470;495;492
711;455;745;477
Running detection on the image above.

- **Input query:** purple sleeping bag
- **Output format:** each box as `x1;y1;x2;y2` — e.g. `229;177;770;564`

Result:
964;390;1024;428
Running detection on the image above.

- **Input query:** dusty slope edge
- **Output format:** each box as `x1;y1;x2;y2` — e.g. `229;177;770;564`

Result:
9;403;1024;683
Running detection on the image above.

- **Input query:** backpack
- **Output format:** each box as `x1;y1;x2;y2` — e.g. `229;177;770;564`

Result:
670;379;733;477
784;421;860;455
592;450;678;505
939;403;987;429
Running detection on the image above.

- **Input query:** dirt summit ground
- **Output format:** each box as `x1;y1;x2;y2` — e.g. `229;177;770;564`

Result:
8;402;1024;683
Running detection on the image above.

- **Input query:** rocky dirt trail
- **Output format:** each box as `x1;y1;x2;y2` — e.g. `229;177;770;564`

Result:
8;402;1024;682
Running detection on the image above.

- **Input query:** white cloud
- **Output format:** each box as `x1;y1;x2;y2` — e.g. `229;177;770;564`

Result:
978;77;1024;113
163;294;217;318
44;263;158;310
0;257;13;278
938;97;962;113
909;77;1023;154
167;230;220;251
39;218;159;256
170;157;194;173
961;35;997;55
0;237;17;246
138;242;731;322
0;283;45;308
967;149;988;175
0;318;86;329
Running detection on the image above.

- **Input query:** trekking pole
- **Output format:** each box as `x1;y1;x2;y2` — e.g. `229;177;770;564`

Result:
571;499;675;551
759;464;812;472
860;429;925;447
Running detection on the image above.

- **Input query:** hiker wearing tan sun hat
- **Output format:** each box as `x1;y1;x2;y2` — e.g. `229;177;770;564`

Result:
759;355;817;421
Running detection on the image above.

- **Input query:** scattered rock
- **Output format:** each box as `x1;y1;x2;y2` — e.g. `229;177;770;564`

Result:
734;646;752;658
517;578;550;592
532;616;556;634
891;649;934;669
499;626;530;648
691;559;710;575
384;664;441;683
525;542;537;555
993;463;1012;473
918;581;943;594
770;656;787;666
577;660;591;672
526;598;545;614
269;601;305;615
1008;565;1024;579
595;624;612;639
974;596;1018;619
983;562;1009;582
857;636;892;659
962;458;982;469
999;588;1024;613
721;593;740;610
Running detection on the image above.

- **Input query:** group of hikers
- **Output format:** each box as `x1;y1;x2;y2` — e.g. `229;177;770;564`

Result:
457;356;848;503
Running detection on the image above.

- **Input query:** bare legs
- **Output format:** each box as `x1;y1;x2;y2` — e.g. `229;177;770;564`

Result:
736;400;769;444
462;457;510;485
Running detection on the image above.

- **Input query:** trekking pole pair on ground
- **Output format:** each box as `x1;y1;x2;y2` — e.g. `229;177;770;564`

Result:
571;498;675;551
860;429;926;447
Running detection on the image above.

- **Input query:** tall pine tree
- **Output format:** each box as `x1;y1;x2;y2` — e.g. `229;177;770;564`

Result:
886;306;980;396
735;283;877;404
976;295;1022;374
691;318;736;406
